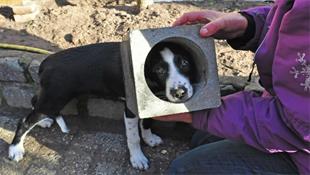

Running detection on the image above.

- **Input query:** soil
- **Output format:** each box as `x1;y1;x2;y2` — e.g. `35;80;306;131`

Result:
1;0;268;77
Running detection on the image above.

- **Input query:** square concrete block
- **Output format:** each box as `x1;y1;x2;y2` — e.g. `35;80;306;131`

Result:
121;25;221;118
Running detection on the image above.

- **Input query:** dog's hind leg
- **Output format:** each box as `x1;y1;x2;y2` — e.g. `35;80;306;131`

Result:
34;89;72;133
55;116;70;133
8;110;52;162
37;117;54;128
36;115;70;132
124;108;149;170
140;119;163;147
31;95;55;129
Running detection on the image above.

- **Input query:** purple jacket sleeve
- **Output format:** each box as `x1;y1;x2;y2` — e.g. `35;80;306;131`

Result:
227;6;272;52
192;91;308;154
195;1;310;173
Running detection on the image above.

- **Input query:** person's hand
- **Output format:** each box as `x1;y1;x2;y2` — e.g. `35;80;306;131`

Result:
173;10;248;39
153;112;193;123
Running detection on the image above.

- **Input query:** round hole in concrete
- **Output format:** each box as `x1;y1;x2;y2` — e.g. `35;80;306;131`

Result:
144;37;207;103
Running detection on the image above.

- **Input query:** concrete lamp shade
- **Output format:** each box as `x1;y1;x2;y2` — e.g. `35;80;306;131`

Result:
121;25;221;119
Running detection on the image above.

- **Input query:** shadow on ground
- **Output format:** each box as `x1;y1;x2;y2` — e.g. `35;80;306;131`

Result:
0;113;194;175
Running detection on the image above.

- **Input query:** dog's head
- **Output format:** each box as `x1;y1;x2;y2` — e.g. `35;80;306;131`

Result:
145;42;196;103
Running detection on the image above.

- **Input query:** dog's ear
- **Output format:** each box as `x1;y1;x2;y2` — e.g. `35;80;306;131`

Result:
145;78;161;92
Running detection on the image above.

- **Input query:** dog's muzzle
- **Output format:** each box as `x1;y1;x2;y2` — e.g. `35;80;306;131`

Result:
170;86;187;99
168;84;193;103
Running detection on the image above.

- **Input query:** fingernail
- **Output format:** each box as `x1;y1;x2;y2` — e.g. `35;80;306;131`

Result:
200;28;208;37
201;27;208;33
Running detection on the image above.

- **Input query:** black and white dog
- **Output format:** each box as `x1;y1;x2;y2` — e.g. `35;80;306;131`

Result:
8;42;195;170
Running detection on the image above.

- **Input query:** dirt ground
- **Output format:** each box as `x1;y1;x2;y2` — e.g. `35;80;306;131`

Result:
0;0;268;174
1;0;268;76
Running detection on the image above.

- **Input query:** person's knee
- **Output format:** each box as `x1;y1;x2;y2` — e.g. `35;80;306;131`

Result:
191;130;223;148
166;158;190;174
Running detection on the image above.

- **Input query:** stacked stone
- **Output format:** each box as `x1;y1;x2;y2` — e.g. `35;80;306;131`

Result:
0;52;39;109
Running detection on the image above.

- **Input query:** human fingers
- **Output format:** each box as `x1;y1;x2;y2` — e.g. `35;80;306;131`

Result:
152;116;175;122
153;113;192;123
199;17;225;37
173;11;210;26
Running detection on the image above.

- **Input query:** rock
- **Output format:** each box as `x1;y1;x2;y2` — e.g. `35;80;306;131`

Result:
87;98;124;119
0;6;14;20
0;139;7;155
219;76;247;91
138;0;154;9
220;84;237;96
18;56;32;69
160;149;167;154
55;0;76;6
2;85;34;108
0;115;19;134
9;2;41;23
244;77;264;92
60;98;79;115
0;15;5;26
28;59;41;83
64;33;74;44
0;57;26;82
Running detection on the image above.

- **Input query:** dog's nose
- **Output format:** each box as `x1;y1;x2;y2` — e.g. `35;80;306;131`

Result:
170;86;188;99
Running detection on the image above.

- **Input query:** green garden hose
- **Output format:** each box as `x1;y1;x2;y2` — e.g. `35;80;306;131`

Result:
0;43;54;54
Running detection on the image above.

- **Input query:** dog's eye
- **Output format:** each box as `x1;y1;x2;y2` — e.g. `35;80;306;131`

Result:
181;60;189;67
155;67;166;75
176;55;190;68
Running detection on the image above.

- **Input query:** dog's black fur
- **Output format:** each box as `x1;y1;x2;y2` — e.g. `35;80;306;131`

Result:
10;41;195;169
37;42;124;114
11;42;128;144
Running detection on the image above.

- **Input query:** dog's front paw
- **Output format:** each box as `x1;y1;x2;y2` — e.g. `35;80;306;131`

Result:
143;133;163;147
8;144;25;162
130;152;149;170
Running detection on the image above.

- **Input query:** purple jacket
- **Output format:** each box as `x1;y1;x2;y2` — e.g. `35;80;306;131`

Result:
192;0;310;174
